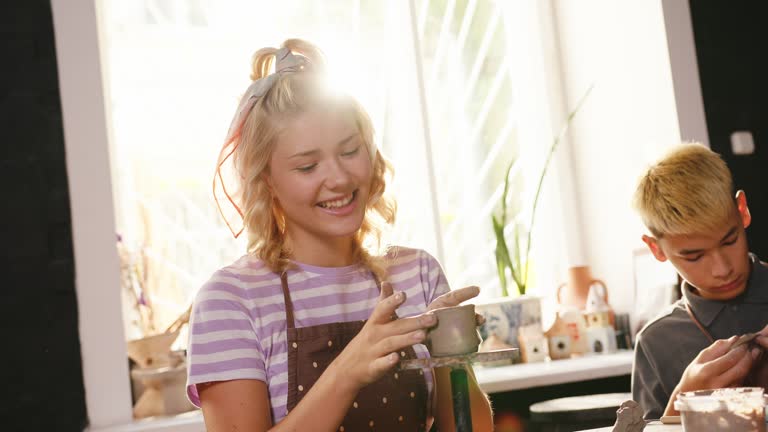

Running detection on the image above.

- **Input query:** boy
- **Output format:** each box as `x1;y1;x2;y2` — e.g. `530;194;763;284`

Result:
631;143;768;419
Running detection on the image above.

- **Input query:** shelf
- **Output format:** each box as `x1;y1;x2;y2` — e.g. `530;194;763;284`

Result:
473;350;634;394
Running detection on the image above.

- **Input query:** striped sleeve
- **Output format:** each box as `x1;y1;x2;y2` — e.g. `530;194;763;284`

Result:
186;269;265;407
420;249;451;303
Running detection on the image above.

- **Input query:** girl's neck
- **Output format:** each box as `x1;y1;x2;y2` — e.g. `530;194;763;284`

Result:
284;235;356;267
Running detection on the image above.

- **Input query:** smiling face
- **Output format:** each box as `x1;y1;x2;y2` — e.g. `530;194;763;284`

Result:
643;192;753;301
266;108;372;258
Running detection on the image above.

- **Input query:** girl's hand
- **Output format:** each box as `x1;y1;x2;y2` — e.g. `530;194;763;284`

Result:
427;286;485;326
329;283;437;391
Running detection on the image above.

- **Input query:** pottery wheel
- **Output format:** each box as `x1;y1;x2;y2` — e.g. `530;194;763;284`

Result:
398;348;519;370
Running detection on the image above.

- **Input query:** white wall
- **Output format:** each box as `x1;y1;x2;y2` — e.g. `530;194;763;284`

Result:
550;0;689;314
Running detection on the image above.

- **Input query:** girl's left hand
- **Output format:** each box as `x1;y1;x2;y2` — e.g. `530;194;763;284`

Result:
427;286;485;326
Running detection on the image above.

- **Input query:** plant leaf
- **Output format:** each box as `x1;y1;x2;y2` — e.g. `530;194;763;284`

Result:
501;158;517;224
494;250;508;297
513;223;525;295
492;215;510;297
501;232;520;292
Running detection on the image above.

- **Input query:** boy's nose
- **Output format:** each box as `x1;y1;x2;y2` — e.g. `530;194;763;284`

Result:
710;251;733;279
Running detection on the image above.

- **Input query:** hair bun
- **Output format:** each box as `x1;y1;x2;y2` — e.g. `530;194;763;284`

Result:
249;39;325;81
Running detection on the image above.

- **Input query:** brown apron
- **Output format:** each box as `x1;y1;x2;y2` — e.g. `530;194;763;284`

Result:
282;272;430;431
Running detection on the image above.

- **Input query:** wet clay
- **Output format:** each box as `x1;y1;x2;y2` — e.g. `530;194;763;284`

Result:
680;407;765;432
425;304;481;357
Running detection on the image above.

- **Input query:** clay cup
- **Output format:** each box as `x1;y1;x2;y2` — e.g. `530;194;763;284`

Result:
425;304;481;357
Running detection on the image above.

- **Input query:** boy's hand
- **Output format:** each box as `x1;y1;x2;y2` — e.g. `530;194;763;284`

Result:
678;336;755;393
753;323;768;352
746;323;768;388
754;265;768;361
664;335;757;416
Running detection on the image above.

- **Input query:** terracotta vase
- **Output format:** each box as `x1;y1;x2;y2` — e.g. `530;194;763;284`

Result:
556;266;607;309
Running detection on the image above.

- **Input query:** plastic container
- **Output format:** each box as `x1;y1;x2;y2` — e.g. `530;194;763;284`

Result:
674;387;766;432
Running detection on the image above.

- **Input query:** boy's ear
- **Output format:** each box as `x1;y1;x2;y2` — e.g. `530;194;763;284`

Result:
735;190;751;229
642;235;667;262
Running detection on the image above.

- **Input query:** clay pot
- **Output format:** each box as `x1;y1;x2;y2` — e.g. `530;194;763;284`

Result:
426;304;481;357
557;266;607;309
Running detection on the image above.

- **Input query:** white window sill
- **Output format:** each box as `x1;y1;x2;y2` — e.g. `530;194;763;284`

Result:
474;350;634;394
89;351;633;431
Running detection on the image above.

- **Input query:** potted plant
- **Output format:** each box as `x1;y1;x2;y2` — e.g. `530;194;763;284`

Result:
477;88;593;360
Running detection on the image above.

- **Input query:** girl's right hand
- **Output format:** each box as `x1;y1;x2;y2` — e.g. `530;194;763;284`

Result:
329;282;437;391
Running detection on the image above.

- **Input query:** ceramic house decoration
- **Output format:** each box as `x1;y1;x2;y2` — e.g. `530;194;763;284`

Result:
559;307;589;355
583;282;617;353
518;324;548;363
586;326;617;354
584;281;613;329
548;335;572;360
545;312;572;360
584;310;612;330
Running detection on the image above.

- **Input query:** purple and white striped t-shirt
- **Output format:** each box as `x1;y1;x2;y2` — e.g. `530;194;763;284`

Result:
186;246;450;423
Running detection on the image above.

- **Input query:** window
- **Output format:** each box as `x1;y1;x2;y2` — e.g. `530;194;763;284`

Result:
103;0;563;336
56;0;570;428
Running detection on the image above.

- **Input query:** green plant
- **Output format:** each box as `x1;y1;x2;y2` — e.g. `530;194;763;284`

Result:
492;87;593;297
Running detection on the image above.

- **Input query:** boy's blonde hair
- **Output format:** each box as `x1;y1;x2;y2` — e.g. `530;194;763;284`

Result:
224;39;396;277
633;143;735;238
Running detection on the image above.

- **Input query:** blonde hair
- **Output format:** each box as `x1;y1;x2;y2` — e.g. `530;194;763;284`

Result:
231;39;396;278
633;142;735;238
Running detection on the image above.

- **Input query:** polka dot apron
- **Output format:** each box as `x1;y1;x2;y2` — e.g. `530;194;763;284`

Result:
281;273;429;431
